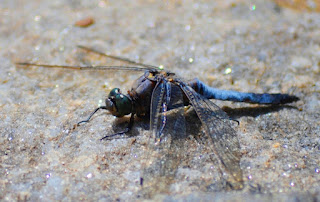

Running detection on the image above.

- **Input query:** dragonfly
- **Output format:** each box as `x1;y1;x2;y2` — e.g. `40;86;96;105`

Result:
17;45;299;193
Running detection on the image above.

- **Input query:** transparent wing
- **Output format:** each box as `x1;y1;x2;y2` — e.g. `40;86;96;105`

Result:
179;82;243;189
16;62;151;72
77;45;159;70
141;79;187;197
149;80;167;140
17;45;160;71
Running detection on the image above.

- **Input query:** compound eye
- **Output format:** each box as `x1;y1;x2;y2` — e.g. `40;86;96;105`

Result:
106;88;132;117
108;88;121;99
114;94;131;116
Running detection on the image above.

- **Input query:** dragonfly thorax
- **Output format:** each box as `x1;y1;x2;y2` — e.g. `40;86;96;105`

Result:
106;88;132;117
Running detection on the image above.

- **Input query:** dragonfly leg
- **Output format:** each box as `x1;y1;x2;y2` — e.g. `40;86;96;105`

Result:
77;106;108;126
229;118;240;125
214;116;240;126
100;113;135;141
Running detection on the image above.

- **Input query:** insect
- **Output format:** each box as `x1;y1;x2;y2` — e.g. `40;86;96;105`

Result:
17;46;299;191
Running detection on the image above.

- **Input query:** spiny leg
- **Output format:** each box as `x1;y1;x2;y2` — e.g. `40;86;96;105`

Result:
77;106;108;126
77;107;136;140
100;113;135;140
229;118;240;125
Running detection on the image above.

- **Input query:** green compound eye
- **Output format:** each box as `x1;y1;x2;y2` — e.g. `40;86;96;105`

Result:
106;88;131;117
108;88;120;98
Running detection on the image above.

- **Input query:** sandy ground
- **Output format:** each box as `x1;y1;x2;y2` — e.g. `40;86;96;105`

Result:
1;0;320;201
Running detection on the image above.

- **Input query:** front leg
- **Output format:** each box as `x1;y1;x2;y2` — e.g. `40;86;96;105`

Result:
100;113;135;140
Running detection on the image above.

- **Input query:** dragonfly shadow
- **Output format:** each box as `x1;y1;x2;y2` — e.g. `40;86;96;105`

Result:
222;105;298;120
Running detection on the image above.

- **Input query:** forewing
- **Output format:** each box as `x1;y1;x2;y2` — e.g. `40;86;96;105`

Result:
16;63;151;72
77;45;159;70
149;81;166;139
141;80;187;197
179;83;243;189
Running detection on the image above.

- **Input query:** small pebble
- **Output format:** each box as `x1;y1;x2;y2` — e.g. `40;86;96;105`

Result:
75;17;95;27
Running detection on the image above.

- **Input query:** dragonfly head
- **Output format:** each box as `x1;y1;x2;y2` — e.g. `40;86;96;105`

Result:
105;88;132;117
